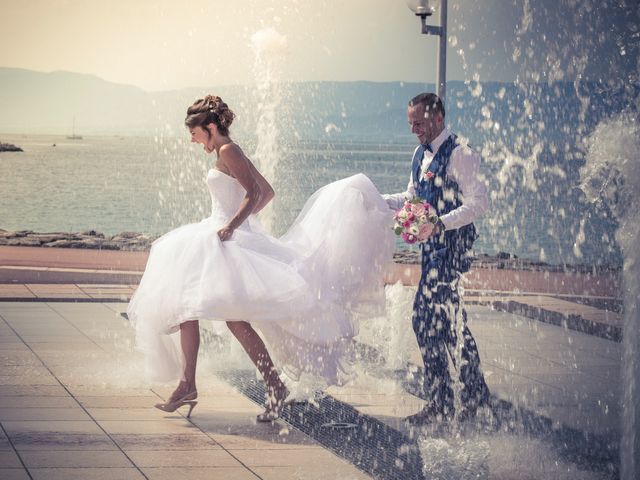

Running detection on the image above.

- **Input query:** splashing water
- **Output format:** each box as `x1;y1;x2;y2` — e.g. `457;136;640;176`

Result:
419;437;490;479
580;112;640;480
250;27;288;233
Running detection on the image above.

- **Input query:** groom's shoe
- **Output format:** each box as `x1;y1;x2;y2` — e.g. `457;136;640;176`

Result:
457;395;501;427
404;404;454;426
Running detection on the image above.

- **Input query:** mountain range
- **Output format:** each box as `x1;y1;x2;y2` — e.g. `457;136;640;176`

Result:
0;67;636;144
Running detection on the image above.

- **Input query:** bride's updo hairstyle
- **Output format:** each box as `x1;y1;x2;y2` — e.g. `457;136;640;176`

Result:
185;95;235;137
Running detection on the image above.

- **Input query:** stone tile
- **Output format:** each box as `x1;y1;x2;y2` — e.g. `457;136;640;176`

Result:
20;450;134;468
0;366;51;377
114;433;220;451
127;449;241;467
195;415;311;446
77;397;160;409
98;419;200;435
11;432;117;451
0;450;23;467
0;352;41;367
29;467;144;479
2;421;103;435
0;407;91;421
253;465;372;480
580;364;621;380
537;405;620;436
15;337;92;346
0;375;59;386
0;428;11;451
0;469;31;480
0;396;78;409
142;466;257;480
0;284;35;294
213;431;319;450
0;334;21;344
486;371;548;387
68;387;153;397
490;381;577;408
87;408;163;421
0;385;68;397
529;372;621;399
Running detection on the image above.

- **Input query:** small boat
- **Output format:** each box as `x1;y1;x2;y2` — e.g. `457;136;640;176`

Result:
67;117;83;140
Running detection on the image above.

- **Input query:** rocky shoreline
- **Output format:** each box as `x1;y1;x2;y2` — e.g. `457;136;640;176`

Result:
0;229;156;252
0;228;620;273
0;142;23;152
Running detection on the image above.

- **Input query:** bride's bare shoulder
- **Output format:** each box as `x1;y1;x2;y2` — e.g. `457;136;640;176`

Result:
219;142;245;158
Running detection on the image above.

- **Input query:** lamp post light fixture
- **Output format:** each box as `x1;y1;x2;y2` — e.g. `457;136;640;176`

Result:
406;0;448;102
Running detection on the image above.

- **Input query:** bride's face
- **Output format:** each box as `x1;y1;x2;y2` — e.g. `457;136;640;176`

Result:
189;125;214;153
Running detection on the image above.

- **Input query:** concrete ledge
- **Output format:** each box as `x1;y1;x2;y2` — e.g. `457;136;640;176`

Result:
470;298;622;342
0;266;142;284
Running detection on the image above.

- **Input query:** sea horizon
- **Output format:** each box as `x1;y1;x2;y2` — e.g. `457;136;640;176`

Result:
0;133;624;268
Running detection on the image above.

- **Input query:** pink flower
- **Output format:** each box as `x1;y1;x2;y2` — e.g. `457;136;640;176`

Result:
402;232;417;244
411;203;426;217
407;213;415;222
403;221;411;228
418;222;434;241
424;171;435;181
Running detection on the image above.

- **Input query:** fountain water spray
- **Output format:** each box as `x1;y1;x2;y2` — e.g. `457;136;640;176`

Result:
580;112;640;480
250;27;288;233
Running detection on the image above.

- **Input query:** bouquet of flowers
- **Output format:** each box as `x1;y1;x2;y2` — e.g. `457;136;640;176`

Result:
392;198;439;244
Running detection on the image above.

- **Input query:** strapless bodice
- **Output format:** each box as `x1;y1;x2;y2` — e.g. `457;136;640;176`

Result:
206;169;246;222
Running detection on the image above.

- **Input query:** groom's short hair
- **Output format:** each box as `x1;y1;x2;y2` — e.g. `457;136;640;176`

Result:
409;93;445;118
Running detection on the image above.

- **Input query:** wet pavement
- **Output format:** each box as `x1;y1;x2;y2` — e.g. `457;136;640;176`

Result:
0;246;623;479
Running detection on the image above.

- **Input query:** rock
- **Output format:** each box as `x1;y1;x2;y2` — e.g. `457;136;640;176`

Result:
81;230;105;238
30;234;71;243
6;238;42;247
43;239;95;249
114;231;144;239
98;242;121;250
0;142;23;152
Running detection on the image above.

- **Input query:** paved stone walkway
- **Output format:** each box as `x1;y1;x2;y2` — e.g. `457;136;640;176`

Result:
0;246;623;478
0;301;371;480
0;295;622;479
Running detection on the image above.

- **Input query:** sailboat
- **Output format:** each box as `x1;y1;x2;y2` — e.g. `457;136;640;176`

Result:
67;117;83;140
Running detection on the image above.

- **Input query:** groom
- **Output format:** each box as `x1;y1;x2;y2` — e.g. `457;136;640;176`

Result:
384;92;490;424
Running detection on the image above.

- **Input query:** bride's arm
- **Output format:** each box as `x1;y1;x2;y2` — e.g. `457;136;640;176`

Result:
250;172;274;213
217;144;265;240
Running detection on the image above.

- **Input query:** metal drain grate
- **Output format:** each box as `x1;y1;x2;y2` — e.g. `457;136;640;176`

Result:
219;370;427;480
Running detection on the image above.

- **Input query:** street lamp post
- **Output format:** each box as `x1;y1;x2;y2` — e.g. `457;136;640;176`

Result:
406;0;448;102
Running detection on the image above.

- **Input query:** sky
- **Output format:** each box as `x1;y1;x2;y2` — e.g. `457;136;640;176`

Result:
0;0;637;91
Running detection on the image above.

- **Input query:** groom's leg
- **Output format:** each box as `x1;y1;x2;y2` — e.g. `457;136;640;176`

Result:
412;277;454;416
445;282;490;414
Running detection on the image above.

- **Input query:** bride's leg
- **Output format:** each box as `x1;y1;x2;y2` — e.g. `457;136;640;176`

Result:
166;320;199;402
180;320;200;393
226;321;288;413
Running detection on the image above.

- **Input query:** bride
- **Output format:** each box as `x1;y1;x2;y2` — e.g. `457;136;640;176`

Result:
127;95;394;421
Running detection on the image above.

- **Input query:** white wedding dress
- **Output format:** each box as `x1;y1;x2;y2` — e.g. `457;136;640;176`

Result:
127;169;394;384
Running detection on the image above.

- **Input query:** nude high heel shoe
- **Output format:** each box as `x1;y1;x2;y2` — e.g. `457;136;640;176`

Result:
155;390;198;418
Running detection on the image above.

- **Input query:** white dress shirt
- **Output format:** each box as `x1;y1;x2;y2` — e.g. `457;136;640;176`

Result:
383;128;489;230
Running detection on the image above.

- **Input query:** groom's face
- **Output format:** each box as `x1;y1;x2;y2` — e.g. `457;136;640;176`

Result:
408;103;443;146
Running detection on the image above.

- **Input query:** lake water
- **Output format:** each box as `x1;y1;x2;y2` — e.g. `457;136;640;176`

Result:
0;134;621;266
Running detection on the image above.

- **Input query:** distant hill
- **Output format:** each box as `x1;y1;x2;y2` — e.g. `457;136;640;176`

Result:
0;67;636;143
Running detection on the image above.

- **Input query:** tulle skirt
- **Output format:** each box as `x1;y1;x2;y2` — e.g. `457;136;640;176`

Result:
127;173;395;383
